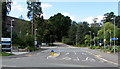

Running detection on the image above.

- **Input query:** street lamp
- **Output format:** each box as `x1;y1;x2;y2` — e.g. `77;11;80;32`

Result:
113;17;116;54
111;17;116;54
109;30;112;47
93;33;95;46
104;22;106;49
11;19;15;53
89;31;92;47
34;29;38;47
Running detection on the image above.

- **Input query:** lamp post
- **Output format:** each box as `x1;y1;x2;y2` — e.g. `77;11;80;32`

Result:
93;33;95;46
34;29;38;47
111;17;116;54
89;31;92;47
104;23;106;49
113;17;116;54
11;19;15;53
76;34;77;45
109;30;112;47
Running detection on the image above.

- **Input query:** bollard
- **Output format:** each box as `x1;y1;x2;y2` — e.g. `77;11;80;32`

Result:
51;50;54;56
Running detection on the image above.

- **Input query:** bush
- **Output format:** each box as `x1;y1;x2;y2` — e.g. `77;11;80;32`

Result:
89;46;96;49
26;47;38;52
95;46;101;49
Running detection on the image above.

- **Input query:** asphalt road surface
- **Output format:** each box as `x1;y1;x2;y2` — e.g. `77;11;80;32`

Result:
2;42;118;67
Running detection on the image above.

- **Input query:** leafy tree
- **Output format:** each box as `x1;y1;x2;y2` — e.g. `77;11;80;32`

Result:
98;22;119;45
103;12;115;23
68;21;77;45
84;35;90;46
49;13;71;41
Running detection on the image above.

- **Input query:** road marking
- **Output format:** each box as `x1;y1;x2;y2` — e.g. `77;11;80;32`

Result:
62;57;71;60
2;65;17;67
77;57;79;61
86;57;89;60
82;53;86;55
95;56;118;65
65;53;69;55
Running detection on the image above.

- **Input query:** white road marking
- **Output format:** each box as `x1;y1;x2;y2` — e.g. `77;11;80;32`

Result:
86;57;89;60
62;57;71;60
77;57;79;61
82;53;86;55
65;53;69;55
2;65;17;67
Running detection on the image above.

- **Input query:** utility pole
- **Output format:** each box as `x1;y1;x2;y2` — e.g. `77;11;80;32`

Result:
89;31;92;47
76;34;77;45
93;33;95;46
113;17;116;54
104;23;106;49
109;30;112;47
11;19;14;54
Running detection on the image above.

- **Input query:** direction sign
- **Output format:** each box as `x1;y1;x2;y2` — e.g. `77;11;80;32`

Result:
111;38;118;40
1;38;11;52
1;38;11;41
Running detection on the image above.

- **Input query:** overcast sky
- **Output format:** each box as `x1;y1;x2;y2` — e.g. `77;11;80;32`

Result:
9;0;118;24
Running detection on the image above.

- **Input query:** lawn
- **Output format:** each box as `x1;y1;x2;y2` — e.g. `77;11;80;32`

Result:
0;52;14;56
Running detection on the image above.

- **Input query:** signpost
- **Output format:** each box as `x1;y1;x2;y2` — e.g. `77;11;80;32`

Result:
1;38;11;52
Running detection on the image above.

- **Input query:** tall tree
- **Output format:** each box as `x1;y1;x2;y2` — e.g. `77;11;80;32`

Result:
49;13;71;41
2;0;12;37
27;1;42;35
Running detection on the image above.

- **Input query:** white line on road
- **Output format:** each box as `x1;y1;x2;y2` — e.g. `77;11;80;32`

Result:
62;57;71;60
77;57;79;61
86;57;89;60
65;53;69;55
2;65;17;67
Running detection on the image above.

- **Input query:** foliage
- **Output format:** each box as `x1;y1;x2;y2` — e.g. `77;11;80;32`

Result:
0;52;14;56
98;22;119;45
49;13;71;41
2;1;12;37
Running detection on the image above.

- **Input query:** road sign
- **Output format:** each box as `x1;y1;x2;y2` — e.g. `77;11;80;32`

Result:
1;38;11;52
111;38;118;40
1;38;11;41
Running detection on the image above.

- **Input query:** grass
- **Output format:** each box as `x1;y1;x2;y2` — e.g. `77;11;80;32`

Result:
0;52;14;56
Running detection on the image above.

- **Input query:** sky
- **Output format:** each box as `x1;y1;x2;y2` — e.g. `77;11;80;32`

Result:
9;0;118;24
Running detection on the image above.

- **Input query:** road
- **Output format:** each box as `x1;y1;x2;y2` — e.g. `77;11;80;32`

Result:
2;42;118;67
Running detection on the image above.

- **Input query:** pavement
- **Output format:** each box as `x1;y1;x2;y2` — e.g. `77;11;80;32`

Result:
2;42;119;67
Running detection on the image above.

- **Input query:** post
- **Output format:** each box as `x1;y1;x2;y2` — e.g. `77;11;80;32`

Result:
104;23;106;49
93;33;95;46
76;34;77;45
110;30;112;47
34;29;37;47
114;17;116;54
89;31;92;47
11;19;14;53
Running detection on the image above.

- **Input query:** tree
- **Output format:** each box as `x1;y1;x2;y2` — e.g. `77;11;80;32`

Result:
84;35;90;46
68;21;77;45
27;1;42;35
49;13;71;41
2;0;12;37
98;22;119;45
103;12;115;23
